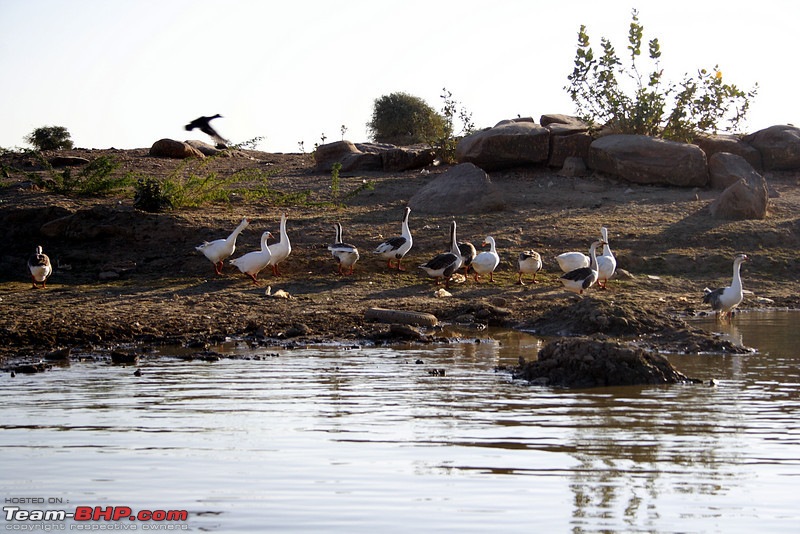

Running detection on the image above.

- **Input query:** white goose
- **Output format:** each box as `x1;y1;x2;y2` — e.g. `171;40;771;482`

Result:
703;253;748;320
28;245;52;289
419;220;462;288
266;213;291;276
328;222;360;275
195;217;249;275
596;227;617;289
373;207;413;270
471;236;500;283
556;247;590;273
230;231;273;285
559;240;604;294
517;250;542;285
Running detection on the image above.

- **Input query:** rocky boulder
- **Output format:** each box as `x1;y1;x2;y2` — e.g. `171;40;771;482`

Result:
549;132;593;167
540;114;590;135
356;143;436;172
588;134;708;187
313;140;382;172
708;152;763;190
514;337;699;388
558;156;590;177
408;163;505;214
693;133;762;169
183;140;250;158
48;156;90;167
455;119;550;170
743;125;800;170
149;139;205;159
708;173;769;220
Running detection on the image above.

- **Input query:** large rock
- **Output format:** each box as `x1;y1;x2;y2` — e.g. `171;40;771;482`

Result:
708;173;769;220
455;119;550;170
693;133;762;170
353;142;436;172
408;163;505;214
588;134;708;186
313;140;382;172
373;145;435;172
549;132;593;167
540;114;590;135
149;139;205;159
743;125;800;170
708;152;763;190
515;337;698;388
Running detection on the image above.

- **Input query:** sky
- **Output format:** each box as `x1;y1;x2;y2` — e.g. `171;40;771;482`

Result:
0;0;795;153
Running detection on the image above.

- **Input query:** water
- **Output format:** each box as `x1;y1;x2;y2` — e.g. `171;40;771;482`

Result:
2;312;799;533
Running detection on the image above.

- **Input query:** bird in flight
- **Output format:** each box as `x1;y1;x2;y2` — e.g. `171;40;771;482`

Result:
185;114;229;148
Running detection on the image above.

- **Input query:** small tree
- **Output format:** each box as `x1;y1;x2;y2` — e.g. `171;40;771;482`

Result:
25;125;74;151
565;9;757;142
367;92;448;146
428;88;476;163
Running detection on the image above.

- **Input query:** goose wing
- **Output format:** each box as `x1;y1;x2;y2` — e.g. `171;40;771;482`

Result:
374;236;407;254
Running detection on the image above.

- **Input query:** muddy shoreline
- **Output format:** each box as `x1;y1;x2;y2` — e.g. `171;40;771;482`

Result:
1;148;798;364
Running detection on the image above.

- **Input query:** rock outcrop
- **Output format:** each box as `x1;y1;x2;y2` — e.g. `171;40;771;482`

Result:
709;173;769;219
708;152;762;190
456;119;550;170
693;133;762;170
408;163;505;214
357;143;436;172
313;140;382;172
149;139;205;159
588;134;708;187
742;125;800;170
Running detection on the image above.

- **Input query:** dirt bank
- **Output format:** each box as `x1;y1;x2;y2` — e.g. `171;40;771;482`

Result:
1;147;798;362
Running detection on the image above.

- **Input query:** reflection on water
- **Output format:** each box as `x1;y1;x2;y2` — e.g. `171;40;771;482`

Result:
1;313;799;532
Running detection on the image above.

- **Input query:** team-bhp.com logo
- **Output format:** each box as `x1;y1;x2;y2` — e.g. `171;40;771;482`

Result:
4;504;189;530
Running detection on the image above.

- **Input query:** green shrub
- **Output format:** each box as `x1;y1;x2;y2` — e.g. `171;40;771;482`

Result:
565;9;757;141
367;92;449;145
25;126;74;151
133;177;172;212
32;154;131;196
427;88;475;163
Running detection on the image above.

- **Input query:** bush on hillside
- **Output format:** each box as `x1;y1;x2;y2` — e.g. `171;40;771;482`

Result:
25;125;74;151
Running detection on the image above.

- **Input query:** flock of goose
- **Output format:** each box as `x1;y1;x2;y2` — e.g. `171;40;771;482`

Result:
26;207;748;320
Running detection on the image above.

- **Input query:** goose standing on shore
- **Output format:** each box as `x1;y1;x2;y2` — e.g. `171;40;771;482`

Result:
517;250;542;285
471;236;500;283
559;240;604;294
28;245;52;289
419;220;462;289
374;207;413;270
195;217;250;275
596;227;617;289
703;253;749;320
266;213;291;276
328;222;360;275
230;231;273;285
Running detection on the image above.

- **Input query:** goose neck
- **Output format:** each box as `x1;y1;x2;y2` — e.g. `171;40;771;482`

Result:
732;260;743;289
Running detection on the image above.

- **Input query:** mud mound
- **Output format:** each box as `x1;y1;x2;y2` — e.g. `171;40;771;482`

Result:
526;297;681;337
515;337;701;388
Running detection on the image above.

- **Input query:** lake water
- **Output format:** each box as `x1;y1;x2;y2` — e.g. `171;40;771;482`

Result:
2;311;799;532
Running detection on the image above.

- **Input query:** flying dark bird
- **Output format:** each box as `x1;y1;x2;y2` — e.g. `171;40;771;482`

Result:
185;114;229;148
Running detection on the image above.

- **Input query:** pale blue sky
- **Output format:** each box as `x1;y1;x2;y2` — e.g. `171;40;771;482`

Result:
1;0;794;152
